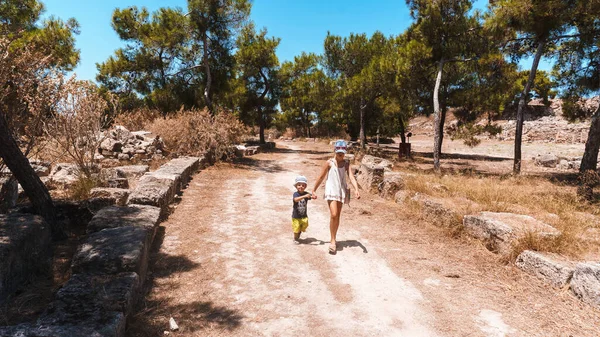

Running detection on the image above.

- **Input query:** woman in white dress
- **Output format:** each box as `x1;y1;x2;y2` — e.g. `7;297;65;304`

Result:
312;140;360;254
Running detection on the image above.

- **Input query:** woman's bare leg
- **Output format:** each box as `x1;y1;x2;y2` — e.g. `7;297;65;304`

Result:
327;200;343;248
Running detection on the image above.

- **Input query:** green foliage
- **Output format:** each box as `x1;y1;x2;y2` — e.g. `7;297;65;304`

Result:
228;23;280;143
97;0;251;114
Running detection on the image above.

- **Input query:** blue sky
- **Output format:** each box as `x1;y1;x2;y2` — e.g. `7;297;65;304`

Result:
42;0;546;82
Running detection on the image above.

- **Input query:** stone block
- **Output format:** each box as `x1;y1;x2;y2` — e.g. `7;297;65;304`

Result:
378;172;406;200
570;262;600;309
89;188;130;206
0;176;18;213
114;165;149;179
72;226;154;280
0;214;51;302
360;155;393;171
463;212;561;256
356;162;385;194
49;163;79;187
515;250;575;288
127;173;178;210
87;204;161;235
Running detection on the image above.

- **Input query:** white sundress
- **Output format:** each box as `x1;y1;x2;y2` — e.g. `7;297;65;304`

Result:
324;159;349;203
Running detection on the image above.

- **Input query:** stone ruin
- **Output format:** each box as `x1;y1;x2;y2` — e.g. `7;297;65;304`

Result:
355;153;600;310
96;126;166;163
0;156;207;336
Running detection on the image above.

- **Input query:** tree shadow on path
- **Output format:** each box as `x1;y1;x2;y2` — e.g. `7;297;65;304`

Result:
126;226;243;336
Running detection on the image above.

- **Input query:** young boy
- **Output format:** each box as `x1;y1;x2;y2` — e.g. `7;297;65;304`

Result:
292;175;316;244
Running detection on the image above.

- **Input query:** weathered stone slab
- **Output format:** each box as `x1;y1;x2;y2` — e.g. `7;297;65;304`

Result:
463;212;561;255
127;173;178;210
114;165;149;179
515;250;575;288
570;262;600;309
378;172;406;200
161;157;200;183
0;176;18;213
360;155;393;171
411;193;468;227
0;214;51;302
72;226;153;280
87;204;161;235
90;188;130;206
356;162;385;194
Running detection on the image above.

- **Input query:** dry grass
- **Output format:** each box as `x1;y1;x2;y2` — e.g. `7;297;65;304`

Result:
398;169;599;259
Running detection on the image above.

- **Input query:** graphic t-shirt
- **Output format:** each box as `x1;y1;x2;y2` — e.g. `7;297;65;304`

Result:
292;191;310;219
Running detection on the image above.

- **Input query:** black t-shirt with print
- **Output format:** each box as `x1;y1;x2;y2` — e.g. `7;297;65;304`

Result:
292;191;310;219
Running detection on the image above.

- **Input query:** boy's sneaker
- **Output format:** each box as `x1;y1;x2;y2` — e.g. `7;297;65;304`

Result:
293;239;300;245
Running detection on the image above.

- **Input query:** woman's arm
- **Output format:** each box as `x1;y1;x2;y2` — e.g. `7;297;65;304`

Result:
311;160;330;196
347;162;361;199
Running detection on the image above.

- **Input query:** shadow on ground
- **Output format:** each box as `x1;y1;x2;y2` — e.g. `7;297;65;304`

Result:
337;240;368;253
126;226;243;336
233;157;286;173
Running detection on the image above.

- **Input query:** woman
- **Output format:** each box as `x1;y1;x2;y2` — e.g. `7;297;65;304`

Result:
312;140;360;254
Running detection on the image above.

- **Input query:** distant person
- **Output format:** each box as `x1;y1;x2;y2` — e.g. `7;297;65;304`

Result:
312;140;360;254
292;175;316;244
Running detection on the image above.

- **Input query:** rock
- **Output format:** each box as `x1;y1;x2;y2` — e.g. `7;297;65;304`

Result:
515;250;575;288
72;226;154;280
106;178;129;189
378;172;406;200
114;165;149;179
86;188;131;213
156;157;201;192
169;317;179;331
394;190;410;204
356;161;385;194
361;155;393;171
570;262;600;309
49;163;79;187
534;154;560;168
111;125;133;141
0;176;18;213
100;138;123;153
557;159;570;170
29;160;51;177
127;173;179;211
0;315;125;337
0;214;51;302
463;212;561;256
118;153;130;161
87;204;161;235
411;193;467;227
39;272;139;325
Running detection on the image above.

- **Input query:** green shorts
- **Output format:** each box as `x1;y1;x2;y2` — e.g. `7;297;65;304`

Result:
292;217;309;233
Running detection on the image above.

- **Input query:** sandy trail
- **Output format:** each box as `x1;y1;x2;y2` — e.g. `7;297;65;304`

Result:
127;141;600;337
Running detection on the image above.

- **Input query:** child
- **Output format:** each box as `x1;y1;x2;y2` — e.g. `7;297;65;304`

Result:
292;175;316;244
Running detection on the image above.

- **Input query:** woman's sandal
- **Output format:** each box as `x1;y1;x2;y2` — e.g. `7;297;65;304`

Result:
328;242;337;255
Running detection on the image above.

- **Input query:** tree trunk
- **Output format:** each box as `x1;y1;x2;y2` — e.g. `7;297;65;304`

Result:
433;60;444;173
514;41;545;174
203;34;213;112
399;116;406;144
436;106;447;157
0;111;62;239
259;109;266;144
359;98;366;149
580;104;600;172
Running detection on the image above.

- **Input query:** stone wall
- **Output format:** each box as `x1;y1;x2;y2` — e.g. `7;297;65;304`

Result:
0;156;207;337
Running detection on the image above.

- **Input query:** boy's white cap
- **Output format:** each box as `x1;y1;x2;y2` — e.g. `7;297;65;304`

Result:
294;175;308;186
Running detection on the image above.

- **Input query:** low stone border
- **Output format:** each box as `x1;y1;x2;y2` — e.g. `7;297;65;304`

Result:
356;153;600;310
0;156;204;336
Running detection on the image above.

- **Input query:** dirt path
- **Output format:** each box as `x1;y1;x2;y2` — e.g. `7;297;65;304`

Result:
127;141;600;337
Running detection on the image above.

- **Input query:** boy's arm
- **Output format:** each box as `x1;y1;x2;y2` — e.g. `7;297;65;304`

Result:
293;192;312;202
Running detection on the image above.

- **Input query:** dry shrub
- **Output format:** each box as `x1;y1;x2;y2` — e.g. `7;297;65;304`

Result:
114;108;161;131
146;108;249;161
44;78;113;177
398;169;596;257
69;175;101;201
